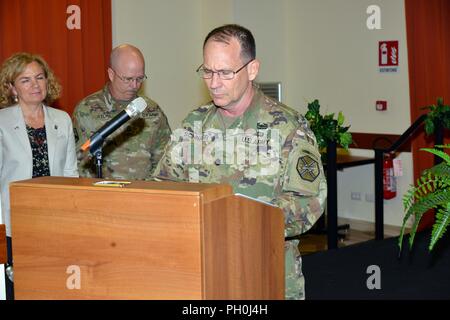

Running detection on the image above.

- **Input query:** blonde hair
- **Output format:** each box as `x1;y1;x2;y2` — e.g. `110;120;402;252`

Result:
0;52;61;108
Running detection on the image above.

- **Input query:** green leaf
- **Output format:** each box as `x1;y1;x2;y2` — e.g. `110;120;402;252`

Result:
337;112;345;126
304;99;352;151
422;98;450;135
421;147;450;165
424;120;435;136
339;132;353;150
429;203;450;250
426;162;450;180
307;100;320;114
400;183;450;252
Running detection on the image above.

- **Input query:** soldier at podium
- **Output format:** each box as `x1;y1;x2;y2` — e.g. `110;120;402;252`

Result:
154;24;327;300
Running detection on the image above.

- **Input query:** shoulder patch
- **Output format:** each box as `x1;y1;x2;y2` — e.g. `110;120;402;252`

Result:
296;155;320;182
282;138;322;195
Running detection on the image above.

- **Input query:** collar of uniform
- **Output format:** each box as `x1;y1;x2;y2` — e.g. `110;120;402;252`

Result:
103;84;137;112
203;86;264;130
240;86;265;130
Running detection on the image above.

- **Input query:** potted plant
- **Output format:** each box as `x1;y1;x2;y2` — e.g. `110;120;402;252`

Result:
304;99;353;242
399;145;450;252
422;97;450;135
399;97;450;252
304;99;353;158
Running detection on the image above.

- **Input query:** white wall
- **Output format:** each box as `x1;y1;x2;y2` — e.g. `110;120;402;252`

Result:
112;0;238;128
336;151;413;227
112;0;413;227
113;0;209;128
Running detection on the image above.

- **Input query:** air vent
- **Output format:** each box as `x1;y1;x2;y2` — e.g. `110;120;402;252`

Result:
258;82;282;102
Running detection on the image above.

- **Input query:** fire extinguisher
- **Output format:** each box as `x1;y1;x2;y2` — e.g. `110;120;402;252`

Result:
383;153;397;199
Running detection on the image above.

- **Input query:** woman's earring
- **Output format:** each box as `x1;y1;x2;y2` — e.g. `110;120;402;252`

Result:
13;95;18;103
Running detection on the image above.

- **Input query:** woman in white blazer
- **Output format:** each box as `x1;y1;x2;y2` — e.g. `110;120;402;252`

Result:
0;52;79;300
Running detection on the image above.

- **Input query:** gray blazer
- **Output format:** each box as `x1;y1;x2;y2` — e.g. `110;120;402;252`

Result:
0;105;79;236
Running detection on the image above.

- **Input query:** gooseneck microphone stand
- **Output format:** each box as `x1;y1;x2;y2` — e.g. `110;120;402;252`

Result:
90;140;105;179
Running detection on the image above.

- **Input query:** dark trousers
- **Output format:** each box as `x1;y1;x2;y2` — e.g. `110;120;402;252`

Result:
5;236;14;300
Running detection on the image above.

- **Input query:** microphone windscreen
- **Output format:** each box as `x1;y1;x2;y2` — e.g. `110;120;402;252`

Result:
126;97;148;117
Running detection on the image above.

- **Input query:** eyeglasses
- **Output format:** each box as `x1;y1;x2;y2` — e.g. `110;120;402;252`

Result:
112;69;148;84
196;59;254;80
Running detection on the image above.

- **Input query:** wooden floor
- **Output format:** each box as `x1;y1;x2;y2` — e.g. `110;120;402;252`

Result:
298;228;377;255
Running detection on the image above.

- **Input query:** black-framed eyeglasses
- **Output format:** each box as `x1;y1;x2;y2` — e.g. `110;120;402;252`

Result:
112;69;148;84
196;59;254;80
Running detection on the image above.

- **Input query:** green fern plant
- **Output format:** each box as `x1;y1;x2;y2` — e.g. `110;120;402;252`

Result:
399;144;450;252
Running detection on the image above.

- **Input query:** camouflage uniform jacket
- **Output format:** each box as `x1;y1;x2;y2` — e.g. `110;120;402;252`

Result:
155;88;327;299
73;85;171;180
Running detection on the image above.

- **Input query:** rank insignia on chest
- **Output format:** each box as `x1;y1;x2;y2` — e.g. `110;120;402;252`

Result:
296;155;320;182
257;122;268;130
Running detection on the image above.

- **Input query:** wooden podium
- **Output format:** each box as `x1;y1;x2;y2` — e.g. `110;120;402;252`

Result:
10;177;284;300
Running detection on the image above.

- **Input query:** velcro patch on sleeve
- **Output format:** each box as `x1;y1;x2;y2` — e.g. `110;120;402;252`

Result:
296;154;320;182
283;139;322;195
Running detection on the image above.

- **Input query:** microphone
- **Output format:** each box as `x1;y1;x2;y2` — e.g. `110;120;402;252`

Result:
81;96;147;153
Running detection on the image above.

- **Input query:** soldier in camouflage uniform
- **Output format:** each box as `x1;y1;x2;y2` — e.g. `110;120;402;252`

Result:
73;44;171;180
154;24;327;299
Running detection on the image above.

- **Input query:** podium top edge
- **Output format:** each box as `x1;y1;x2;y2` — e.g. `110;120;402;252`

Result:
10;177;233;198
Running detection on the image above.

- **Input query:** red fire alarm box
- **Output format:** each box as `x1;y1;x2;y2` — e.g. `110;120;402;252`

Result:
376;100;387;111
